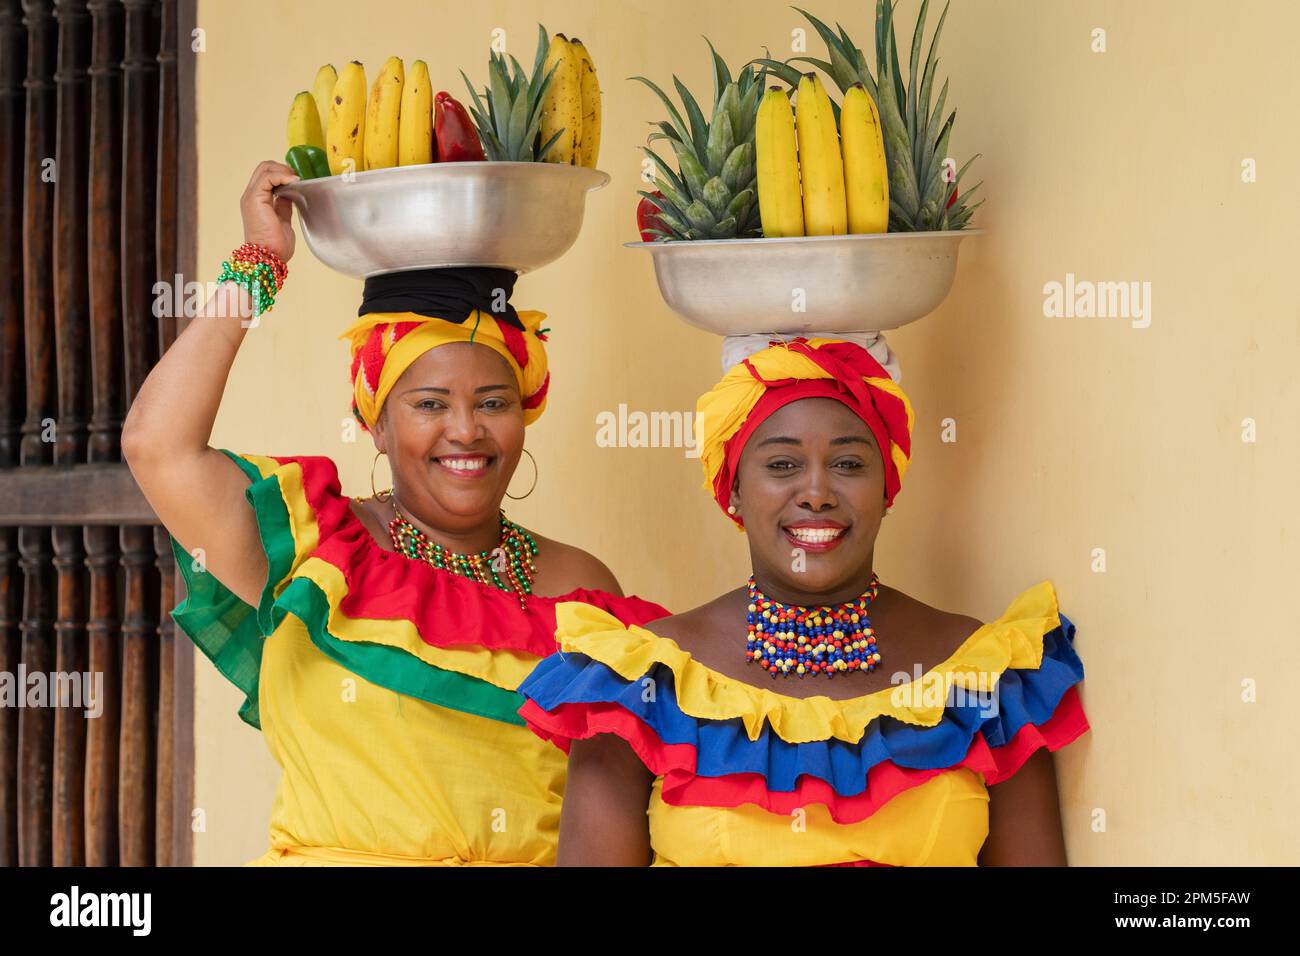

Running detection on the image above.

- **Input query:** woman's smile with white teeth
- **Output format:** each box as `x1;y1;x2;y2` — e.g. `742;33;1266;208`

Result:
785;527;845;543
436;456;490;472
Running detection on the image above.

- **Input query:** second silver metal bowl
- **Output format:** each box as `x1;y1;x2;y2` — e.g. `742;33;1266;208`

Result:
626;230;983;335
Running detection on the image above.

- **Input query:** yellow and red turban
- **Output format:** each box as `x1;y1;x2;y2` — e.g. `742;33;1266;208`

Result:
697;337;914;528
340;308;550;432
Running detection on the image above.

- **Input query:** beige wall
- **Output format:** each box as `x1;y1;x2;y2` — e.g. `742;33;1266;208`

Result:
191;0;1299;865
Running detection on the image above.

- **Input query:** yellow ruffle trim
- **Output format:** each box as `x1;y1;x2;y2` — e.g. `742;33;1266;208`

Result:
554;580;1061;745
299;556;542;690
247;453;541;692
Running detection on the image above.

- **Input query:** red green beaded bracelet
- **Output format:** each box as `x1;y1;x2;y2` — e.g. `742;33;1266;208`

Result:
218;242;288;318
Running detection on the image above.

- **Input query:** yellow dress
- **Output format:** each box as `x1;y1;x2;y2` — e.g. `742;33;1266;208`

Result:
170;450;666;865
518;582;1090;866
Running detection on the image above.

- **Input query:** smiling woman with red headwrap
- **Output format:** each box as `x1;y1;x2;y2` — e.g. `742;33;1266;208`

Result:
518;334;1091;867
699;337;914;525
121;161;666;865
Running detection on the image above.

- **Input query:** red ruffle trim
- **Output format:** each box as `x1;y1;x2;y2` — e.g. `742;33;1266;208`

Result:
271;454;668;657
519;685;1089;826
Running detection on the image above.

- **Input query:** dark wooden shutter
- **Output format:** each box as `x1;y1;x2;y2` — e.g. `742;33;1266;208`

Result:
0;0;197;867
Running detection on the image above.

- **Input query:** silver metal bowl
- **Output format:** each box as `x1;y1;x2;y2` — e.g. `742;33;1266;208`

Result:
273;162;610;277
626;230;983;335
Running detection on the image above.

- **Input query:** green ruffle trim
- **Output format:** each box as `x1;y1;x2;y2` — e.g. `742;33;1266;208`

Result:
168;449;526;730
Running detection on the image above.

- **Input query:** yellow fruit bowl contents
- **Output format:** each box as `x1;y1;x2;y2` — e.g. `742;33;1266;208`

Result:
631;4;982;335
278;26;606;276
628;59;981;335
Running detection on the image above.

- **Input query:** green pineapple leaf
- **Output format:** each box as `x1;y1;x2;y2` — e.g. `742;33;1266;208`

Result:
906;0;930;152
630;75;695;148
793;6;847;64
917;79;948;190
642;148;689;199
735;81;764;143
702;176;730;220
705;37;732;107
720;142;752;193
536;128;564;162
748;56;804;91
673;76;711;158
532;24;550;80
669;138;710;197
788;55;837;79
710;216;737;240
631;40;763;240
704;107;734;176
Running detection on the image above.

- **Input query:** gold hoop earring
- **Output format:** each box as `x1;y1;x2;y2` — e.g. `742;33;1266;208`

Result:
505;448;538;500
370;450;392;502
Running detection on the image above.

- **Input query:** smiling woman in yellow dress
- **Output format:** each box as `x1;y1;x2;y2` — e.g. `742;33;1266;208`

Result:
518;335;1090;866
122;160;666;865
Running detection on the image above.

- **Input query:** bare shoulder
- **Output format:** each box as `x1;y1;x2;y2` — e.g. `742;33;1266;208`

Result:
878;584;985;648
640;589;743;642
349;495;393;549
532;532;624;597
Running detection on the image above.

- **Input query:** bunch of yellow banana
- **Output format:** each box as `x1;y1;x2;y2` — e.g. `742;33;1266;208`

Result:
326;61;366;175
841;83;889;234
287;57;437;175
288;35;600;174
795;73;846;236
286;90;325;151
755;89;803;238
399;61;434;165
362;56;404;170
537;33;601;167
753;73;889;237
310;65;336;142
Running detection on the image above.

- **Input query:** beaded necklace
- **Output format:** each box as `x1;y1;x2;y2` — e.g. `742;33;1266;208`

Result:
746;572;881;678
388;504;539;608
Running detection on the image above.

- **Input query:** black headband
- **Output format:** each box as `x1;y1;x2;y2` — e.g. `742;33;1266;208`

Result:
357;266;522;329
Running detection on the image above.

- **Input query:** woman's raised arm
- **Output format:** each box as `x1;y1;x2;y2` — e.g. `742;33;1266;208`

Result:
121;161;299;607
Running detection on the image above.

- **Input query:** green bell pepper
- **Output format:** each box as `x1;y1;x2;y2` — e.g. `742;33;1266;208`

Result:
285;144;331;180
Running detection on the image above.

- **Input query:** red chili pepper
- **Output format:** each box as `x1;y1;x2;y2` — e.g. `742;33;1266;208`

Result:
434;92;485;162
636;190;666;241
946;185;958;210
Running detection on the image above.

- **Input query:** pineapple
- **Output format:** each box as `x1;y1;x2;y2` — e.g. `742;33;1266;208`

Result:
633;41;765;241
461;25;565;161
757;0;983;231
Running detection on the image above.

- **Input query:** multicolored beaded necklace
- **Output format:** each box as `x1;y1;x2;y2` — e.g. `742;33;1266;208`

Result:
388;504;539;608
746;572;881;678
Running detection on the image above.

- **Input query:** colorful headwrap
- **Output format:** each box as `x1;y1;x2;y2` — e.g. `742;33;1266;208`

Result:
697;337;915;528
338;267;550;432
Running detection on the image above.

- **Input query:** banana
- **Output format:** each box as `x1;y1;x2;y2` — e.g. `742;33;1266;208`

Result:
399;59;433;165
310;65;336;144
570;37;601;168
795;72;847;236
841;84;889;234
755;88;804;238
327;61;366;175
364;56;404;171
286;91;325;151
538;34;581;164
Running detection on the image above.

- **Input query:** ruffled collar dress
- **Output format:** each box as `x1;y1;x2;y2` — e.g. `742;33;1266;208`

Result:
169;450;667;865
518;581;1089;866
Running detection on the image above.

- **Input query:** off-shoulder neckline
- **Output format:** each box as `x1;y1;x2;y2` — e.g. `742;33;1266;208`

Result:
624;611;996;708
339;492;622;606
553;581;1062;741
